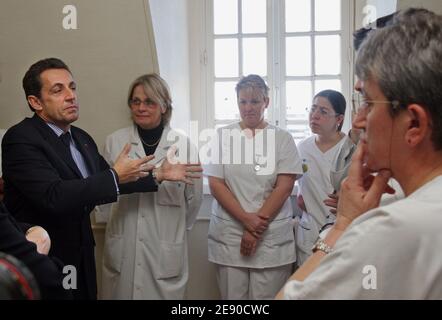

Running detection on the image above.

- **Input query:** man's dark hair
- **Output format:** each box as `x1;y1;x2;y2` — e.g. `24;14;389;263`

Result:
353;13;396;51
22;58;71;112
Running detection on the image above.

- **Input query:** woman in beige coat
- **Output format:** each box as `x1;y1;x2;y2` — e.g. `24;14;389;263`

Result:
101;74;202;299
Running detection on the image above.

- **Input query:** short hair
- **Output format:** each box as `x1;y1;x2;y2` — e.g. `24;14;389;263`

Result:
314;90;346;131
235;74;269;99
127;73;173;126
22;58;71;112
356;8;442;150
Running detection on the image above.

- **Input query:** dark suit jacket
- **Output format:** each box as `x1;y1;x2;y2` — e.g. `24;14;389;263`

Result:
0;201;71;299
1;114;157;299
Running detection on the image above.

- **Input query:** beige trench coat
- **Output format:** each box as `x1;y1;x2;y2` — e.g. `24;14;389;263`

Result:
101;125;202;299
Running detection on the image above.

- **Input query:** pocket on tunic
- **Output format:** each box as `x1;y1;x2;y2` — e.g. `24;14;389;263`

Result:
268;219;295;247
156;182;185;207
296;213;317;251
208;215;240;246
155;241;184;279
103;235;124;274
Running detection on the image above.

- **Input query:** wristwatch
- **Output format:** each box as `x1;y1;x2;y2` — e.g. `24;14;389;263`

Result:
312;239;333;254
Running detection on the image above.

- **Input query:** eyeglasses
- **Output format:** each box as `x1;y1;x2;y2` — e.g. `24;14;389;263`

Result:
351;92;401;114
129;98;157;108
306;105;339;118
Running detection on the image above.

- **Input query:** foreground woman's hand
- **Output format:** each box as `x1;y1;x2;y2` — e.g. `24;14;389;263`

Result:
334;144;392;231
26;226;51;255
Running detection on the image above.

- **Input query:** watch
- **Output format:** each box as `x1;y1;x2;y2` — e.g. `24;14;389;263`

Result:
312;239;333;254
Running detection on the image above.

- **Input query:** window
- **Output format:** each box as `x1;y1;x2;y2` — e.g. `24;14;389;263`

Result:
203;0;353;143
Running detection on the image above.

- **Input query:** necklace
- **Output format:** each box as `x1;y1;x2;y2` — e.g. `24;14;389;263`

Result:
139;135;161;147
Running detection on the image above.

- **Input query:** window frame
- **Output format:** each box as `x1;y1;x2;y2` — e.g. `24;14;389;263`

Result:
196;0;354;139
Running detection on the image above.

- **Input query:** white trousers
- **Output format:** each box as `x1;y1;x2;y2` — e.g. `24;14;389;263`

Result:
216;264;293;300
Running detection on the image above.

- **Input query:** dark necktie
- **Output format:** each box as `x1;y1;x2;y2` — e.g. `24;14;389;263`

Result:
59;131;84;176
60;132;71;148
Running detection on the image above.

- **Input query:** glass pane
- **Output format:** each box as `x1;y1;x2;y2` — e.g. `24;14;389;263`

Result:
243;38;267;76
285;0;311;32
314;79;341;94
215;81;239;120
286;123;311;144
214;0;238;35
315;0;341;31
286;81;312;119
315;35;340;75
286;37;311;76
215;39;239;77
242;0;266;34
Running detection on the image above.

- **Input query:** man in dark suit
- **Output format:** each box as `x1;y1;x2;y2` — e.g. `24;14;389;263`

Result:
0;201;71;299
1;58;201;299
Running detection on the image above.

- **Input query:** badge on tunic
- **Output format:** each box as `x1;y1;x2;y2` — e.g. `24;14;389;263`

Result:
254;155;265;173
302;159;308;173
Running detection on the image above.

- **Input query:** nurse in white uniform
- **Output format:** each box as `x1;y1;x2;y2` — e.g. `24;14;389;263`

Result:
205;74;303;300
296;90;355;266
101;74;203;299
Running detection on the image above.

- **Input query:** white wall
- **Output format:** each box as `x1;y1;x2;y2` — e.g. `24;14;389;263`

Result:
354;0;397;32
355;0;442;30
149;0;191;134
189;0;209;131
148;1;219;298
366;0;397;20
0;0;158;147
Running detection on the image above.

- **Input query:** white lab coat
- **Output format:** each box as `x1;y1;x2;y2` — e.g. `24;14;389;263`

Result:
284;175;442;299
101;125;202;299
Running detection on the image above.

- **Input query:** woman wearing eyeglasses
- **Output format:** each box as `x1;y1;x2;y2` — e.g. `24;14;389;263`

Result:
100;74;202;299
295;90;356;267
